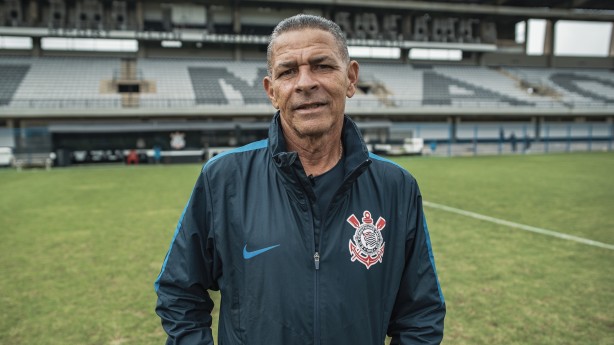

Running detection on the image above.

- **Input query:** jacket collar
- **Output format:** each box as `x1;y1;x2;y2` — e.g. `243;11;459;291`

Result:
268;111;371;189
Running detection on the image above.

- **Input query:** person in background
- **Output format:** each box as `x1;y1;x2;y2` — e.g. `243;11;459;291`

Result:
153;145;162;164
126;149;138;165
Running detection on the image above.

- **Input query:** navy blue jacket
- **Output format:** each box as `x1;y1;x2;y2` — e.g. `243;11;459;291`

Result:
155;113;445;344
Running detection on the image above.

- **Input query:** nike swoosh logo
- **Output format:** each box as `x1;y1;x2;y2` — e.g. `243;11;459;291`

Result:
243;244;280;259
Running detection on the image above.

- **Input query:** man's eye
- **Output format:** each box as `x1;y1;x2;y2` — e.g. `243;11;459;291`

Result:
278;69;294;78
316;64;332;70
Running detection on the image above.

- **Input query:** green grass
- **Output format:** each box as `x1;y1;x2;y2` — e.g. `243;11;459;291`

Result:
1;152;613;344
399;153;614;345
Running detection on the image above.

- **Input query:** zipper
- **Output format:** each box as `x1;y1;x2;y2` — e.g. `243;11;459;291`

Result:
292;165;321;345
303;177;320;345
314;251;320;345
312;193;320;345
296;159;370;345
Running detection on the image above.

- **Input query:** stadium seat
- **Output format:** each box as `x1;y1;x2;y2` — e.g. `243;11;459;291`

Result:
2;55;614;111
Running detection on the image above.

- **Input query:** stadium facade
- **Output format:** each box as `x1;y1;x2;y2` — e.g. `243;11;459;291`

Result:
0;0;613;165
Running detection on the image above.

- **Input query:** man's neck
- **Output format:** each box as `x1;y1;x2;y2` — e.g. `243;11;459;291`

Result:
284;130;343;177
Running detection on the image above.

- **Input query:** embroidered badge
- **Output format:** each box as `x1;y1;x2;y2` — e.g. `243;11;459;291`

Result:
347;211;386;269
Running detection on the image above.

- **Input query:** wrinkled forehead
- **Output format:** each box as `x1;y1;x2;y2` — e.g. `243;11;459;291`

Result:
270;28;344;61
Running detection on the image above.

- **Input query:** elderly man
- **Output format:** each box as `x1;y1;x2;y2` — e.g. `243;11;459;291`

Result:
155;14;445;345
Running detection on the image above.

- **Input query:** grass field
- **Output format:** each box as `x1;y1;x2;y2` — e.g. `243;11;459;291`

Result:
1;152;613;344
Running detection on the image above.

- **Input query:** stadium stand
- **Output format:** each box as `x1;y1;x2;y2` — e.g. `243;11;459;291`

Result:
550;73;614;104
0;63;30;106
189;67;228;105
134;59;196;108
430;65;540;107
186;65;268;105
0;0;612;166
356;63;423;107
422;69;534;107
3;56;121;108
2;56;613;111
503;67;614;106
357;63;614;109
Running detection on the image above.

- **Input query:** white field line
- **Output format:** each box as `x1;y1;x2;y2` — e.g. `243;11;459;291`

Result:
423;201;614;251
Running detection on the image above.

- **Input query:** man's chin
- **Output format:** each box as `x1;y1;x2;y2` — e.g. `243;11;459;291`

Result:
295;126;328;139
281;115;341;140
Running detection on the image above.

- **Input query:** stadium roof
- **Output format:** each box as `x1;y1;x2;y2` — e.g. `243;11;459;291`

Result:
246;0;614;20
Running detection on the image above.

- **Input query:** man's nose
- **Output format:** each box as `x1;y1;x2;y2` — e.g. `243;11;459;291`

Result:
295;67;318;92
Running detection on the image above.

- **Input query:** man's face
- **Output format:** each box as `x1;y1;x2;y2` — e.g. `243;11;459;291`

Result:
263;29;359;139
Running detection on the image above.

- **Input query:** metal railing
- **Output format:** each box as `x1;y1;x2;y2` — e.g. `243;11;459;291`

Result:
1;97;614;110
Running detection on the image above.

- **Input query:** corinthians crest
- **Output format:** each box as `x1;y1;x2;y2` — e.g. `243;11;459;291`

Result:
347;211;386;269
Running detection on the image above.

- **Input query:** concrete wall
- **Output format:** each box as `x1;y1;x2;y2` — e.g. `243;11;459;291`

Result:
480;53;614;69
552;56;614;69
481;53;549;67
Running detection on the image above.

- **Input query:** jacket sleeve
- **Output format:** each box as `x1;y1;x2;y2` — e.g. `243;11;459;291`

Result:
155;171;221;345
388;180;446;345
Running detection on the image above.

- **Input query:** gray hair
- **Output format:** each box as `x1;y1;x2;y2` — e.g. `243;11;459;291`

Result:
266;14;350;76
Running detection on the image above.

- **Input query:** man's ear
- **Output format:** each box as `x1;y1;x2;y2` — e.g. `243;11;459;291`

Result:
346;60;359;98
263;76;279;109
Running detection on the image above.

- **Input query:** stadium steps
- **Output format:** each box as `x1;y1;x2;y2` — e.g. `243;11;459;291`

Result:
495;67;565;106
359;63;423;105
3;55;614;111
503;67;609;106
187;64;269;105
422;70;535;107
221;67;269;104
432;66;538;106
0;64;30;106
137;58;195;107
7;56;122;108
549;73;614;105
188;67;229;105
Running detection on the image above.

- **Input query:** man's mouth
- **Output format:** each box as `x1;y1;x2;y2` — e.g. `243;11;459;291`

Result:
295;102;326;110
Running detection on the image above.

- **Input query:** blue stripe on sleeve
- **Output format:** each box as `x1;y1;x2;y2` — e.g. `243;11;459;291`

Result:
422;213;445;305
154;191;192;292
369;152;444;304
203;139;268;170
368;152;403;169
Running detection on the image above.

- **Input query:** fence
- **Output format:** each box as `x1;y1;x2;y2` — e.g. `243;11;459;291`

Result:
0;122;611;166
420;123;614;157
2;97;614;110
